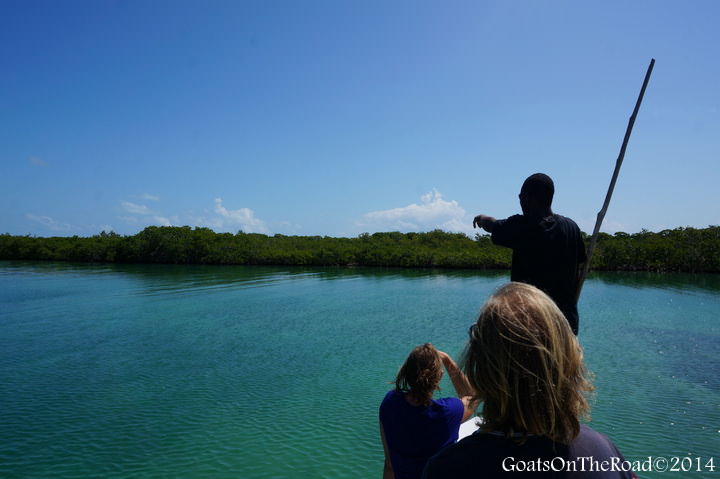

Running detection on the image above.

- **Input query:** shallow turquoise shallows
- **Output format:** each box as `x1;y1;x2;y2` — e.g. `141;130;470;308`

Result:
1;262;718;478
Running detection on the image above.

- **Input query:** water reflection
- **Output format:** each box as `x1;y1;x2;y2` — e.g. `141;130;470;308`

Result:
0;261;509;297
5;259;720;301
3;260;719;303
592;271;720;295
630;326;720;392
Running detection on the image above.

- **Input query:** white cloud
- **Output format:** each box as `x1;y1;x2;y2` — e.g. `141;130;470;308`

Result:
121;201;153;215
191;215;222;230
576;217;630;235
141;193;160;201
28;156;48;167
120;200;170;227
118;198;270;234
357;189;473;235
211;198;270;234
153;216;172;227
118;215;171;228
597;219;631;235
26;214;72;232
119;215;139;224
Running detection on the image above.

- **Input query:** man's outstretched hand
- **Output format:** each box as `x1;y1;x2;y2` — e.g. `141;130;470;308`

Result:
472;215;484;229
473;214;496;232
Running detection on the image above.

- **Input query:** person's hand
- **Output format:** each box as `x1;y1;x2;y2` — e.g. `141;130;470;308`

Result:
473;214;497;232
437;350;452;366
473;215;485;229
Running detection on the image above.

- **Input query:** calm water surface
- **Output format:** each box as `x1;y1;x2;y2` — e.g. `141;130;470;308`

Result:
1;262;718;478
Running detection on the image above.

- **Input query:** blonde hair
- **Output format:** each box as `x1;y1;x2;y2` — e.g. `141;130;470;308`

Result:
462;282;594;443
395;343;443;407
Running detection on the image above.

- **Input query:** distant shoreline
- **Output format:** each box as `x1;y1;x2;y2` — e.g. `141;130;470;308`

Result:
1;226;718;273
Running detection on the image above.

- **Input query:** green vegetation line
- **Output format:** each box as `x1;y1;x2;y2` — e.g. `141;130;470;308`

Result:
1;226;718;273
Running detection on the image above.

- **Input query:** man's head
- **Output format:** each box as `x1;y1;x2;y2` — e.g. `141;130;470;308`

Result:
519;173;554;216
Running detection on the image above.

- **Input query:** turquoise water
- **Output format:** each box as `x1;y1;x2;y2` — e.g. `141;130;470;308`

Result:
1;262;718;478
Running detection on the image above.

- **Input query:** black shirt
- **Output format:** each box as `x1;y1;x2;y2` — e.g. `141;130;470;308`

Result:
491;214;586;334
423;425;636;479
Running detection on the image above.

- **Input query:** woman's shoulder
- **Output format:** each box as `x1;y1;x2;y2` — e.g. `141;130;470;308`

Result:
379;390;405;421
430;396;465;419
572;424;625;454
432;396;463;409
423;431;506;477
381;389;402;405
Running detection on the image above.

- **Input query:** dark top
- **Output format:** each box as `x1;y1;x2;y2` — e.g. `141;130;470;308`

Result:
423;425;636;478
380;390;464;479
492;214;586;334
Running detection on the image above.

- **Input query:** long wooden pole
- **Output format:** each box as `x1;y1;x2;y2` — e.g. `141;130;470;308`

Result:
576;58;655;301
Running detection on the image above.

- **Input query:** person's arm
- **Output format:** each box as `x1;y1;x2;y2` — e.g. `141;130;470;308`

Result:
437;351;479;422
472;214;498;233
379;421;395;479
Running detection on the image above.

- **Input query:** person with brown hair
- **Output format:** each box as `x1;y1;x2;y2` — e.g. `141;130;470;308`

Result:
379;343;478;479
423;283;636;478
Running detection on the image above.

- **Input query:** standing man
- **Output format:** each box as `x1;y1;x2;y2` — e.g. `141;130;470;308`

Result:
473;173;586;334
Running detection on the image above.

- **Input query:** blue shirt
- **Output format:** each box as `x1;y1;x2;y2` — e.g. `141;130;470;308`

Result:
380;390;464;479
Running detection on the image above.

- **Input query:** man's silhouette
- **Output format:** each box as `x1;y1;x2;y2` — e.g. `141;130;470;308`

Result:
473;173;586;334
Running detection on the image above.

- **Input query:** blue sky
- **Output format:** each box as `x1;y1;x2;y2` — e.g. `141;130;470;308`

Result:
2;1;718;237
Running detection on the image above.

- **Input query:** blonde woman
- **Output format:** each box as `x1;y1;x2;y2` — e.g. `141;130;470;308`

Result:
423;283;636;478
380;343;477;479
